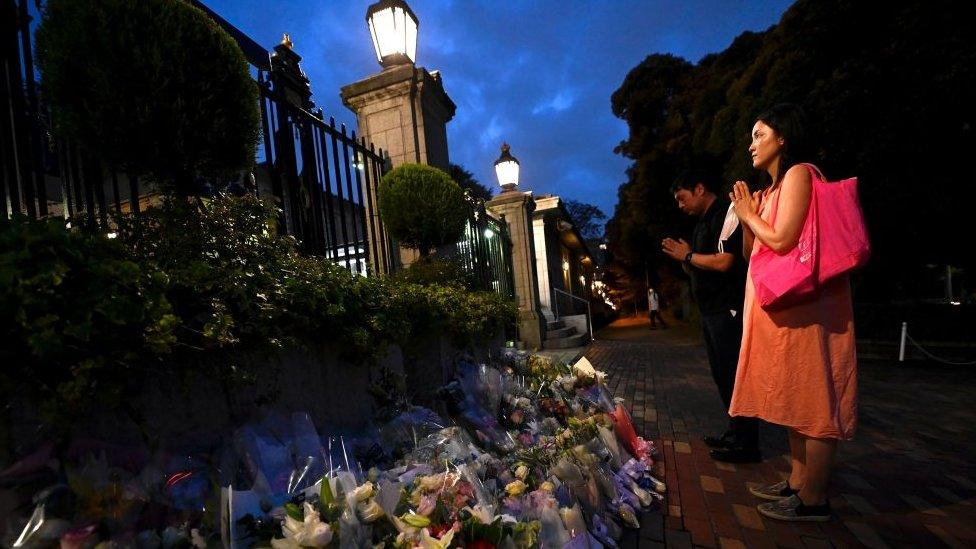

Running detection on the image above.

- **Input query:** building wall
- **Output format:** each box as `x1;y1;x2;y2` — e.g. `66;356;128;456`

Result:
533;217;552;313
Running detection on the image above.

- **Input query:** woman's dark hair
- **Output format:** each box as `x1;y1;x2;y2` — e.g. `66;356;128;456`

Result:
755;103;813;184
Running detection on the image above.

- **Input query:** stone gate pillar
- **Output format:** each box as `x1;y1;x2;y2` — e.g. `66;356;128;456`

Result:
341;65;456;268
487;190;545;349
340;65;454;171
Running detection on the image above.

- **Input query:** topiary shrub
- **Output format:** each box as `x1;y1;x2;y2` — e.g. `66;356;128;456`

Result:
377;164;468;257
35;0;260;195
390;257;472;287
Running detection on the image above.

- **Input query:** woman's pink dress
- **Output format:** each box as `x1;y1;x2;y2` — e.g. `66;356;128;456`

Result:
728;186;858;440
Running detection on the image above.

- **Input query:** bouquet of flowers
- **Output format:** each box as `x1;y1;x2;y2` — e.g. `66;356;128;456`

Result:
4;350;665;549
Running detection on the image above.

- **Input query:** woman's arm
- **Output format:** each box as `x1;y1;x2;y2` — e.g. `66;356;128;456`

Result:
740;166;812;254
742;224;755;261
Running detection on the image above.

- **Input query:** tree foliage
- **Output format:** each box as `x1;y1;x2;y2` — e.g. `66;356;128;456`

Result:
450;164;493;201
35;0;260;195
378;164;469;257
563;199;606;240
606;0;976;301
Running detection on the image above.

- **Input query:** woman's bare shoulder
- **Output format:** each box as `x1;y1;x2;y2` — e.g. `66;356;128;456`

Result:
782;164;813;192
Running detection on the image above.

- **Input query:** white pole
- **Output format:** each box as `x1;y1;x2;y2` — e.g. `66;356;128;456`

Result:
899;322;907;362
587;299;594;341
946;265;954;303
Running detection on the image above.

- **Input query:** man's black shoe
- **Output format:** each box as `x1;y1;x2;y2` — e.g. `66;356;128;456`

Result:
710;446;762;463
704;431;733;448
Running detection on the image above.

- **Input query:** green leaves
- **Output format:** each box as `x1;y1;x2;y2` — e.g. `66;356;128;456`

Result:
35;0;260;195
320;476;335;505
381;277;516;354
284;502;304;522
456;509;541;548
378;164;468;257
0;194;515;426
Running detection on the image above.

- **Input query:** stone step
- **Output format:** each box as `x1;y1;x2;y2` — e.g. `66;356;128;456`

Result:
544;333;587;350
546;326;576;339
547;319;565;330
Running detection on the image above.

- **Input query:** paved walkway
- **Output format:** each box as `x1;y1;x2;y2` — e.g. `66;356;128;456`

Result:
586;314;976;548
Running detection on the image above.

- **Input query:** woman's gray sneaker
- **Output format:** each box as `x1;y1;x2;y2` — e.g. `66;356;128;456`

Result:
749;480;798;501
757;494;831;522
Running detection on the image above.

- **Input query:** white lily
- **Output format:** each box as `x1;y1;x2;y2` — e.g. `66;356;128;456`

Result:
271;502;333;548
418;527;455;549
467;503;494;524
349;481;374;503
357;499;385;523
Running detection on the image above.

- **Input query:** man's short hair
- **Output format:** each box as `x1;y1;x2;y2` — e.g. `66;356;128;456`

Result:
670;170;715;194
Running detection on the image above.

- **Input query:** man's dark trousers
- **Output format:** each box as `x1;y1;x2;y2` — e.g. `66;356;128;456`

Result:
700;309;759;449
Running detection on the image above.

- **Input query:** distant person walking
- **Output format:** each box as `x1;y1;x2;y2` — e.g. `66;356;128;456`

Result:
728;103;858;522
647;287;667;329
662;171;760;463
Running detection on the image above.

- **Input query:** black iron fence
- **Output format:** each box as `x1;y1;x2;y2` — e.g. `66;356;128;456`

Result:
2;0;49;221
2;0;171;223
455;197;515;299
2;0;518;294
254;47;396;275
1;0;395;275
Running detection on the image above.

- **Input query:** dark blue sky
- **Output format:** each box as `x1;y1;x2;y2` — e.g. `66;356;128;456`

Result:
204;0;794;219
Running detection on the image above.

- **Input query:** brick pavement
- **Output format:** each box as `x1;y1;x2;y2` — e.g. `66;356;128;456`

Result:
585;314;976;548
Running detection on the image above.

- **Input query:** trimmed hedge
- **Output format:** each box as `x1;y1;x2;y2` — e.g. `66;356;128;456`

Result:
35;0;260;194
0;196;515;422
377;164;468;257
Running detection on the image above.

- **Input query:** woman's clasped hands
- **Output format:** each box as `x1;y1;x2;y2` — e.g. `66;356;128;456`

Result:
729;180;762;221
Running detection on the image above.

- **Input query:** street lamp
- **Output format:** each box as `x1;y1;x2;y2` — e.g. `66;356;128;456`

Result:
494;143;520;192
366;0;419;68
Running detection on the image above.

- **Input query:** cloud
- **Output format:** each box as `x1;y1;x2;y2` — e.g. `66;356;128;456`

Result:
478;116;505;149
204;0;795;222
531;89;577;115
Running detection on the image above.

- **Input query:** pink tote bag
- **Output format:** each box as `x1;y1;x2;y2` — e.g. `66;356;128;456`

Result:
804;164;871;284
751;164;870;308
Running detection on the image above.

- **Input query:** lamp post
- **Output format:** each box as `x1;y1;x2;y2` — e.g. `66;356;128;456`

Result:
343;0;455;272
344;0;454;170
494;143;520;193
485;142;544;348
366;0;419;68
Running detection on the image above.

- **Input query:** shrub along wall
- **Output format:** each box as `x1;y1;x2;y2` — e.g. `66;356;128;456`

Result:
0;196;515;454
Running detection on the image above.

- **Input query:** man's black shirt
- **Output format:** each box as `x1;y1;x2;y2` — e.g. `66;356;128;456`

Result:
690;198;746;315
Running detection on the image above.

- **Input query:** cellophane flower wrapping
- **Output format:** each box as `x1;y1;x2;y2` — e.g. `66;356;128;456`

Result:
2;350;664;548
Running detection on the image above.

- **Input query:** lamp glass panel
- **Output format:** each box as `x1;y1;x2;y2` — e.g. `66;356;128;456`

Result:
405;14;418;62
372;8;398;60
393;6;405;55
368;18;383;62
369;6;418;63
494;160;519;187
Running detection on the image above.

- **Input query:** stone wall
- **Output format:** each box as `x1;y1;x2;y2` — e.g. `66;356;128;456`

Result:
3;332;502;457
